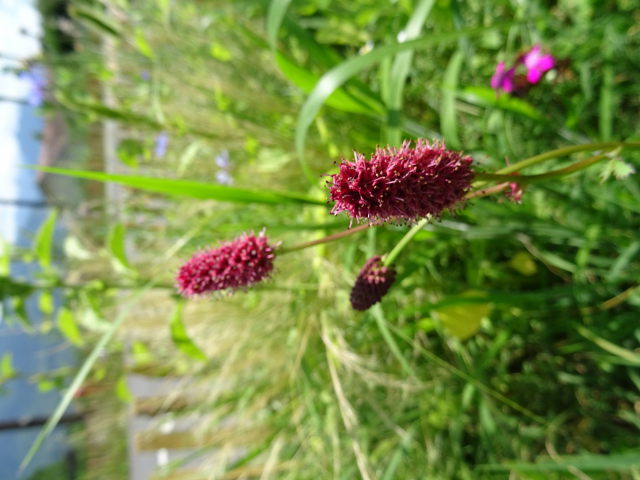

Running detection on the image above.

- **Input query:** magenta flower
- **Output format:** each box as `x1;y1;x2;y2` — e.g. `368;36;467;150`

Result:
328;140;474;224
522;45;555;84
350;256;396;311
490;62;516;94
176;232;275;297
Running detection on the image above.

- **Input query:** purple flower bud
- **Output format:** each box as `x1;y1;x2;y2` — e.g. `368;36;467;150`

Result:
215;150;231;169
176;232;275;297
521;45;555;84
490;61;516;94
215;170;233;185
328;140;474;224
350;256;396;311
19;65;47;107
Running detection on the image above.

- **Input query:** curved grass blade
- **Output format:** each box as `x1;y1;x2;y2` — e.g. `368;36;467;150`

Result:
441;50;464;148
386;0;436;145
31;166;325;206
20;284;152;472
295;25;506;176
266;0;293;49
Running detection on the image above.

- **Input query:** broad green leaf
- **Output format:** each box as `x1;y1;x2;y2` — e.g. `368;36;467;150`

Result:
458;86;544;120
170;301;207;361
116;138;144;168
34;210;57;269
57;308;84;347
434;290;492;340
31;166;325;206
38;291;54;315
20;284;152;472
0;353;15;380
107;223;131;272
295;24;506;181
266;0;293;49
116;376;133;403
509;251;538;276
134;30;155;59
441;50;464;148
0;276;34;300
0;240;9;276
210;42;232;61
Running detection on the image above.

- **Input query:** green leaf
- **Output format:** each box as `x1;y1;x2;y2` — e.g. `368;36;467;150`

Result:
170;301;207;361
57;308;84;347
20;284;152;472
441;50;464;148
115;376;133;403
266;0;293;49
31;165;325;206
458;86;544;120
34;210;57;269
0;240;9;276
38;291;54;315
295;24;506;181
275;53;379;115
577;325;640;366
116;138;144;168
210;42;232;61
480;453;640;472
134;30;155;59
599;157;635;182
0;353;16;380
434;290;492;340
70;5;121;37
107;223;131;272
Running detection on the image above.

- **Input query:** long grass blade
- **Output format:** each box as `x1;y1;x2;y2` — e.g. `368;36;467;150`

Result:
31;166;325;206
266;0;293;49
20;284;152;472
441;50;464;148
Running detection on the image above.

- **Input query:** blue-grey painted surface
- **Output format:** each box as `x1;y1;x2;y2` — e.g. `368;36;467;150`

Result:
0;1;76;478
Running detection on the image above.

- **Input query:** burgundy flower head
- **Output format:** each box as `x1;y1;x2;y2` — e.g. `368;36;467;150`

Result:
177;232;275;297
350;256;397;311
328;140;474;224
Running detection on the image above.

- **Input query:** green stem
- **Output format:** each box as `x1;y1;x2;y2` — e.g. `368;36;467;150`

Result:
382;218;428;267
475;153;610;184
278;223;372;254
495;141;640;175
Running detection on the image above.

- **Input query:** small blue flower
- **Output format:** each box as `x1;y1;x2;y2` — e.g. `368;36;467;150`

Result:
19;65;47;107
216;170;233;185
154;132;169;158
215;150;230;169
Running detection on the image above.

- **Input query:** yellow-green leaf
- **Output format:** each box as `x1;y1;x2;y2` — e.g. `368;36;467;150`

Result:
435;291;492;340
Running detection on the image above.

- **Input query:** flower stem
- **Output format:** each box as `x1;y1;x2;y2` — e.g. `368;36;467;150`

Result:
382;218;428;267
474;153;610;184
495;141;640;175
278;223;372;254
